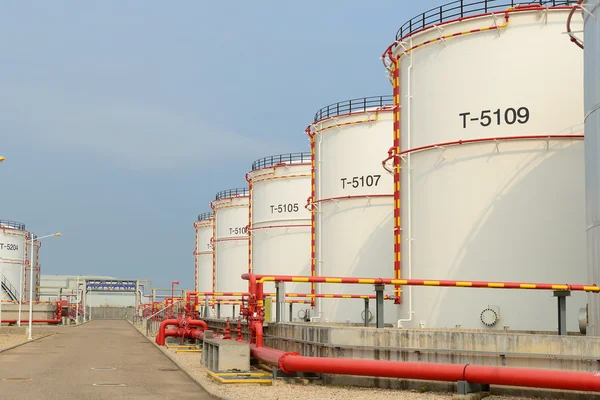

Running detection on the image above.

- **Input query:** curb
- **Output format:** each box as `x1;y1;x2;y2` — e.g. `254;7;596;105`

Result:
0;331;57;354
128;321;233;400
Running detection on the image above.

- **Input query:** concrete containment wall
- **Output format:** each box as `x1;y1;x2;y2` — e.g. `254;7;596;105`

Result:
266;323;600;372
0;303;55;322
90;307;134;321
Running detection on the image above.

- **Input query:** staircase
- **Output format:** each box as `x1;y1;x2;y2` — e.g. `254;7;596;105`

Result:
0;273;20;301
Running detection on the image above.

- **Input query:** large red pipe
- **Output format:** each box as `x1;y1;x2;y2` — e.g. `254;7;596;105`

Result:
253;321;263;348
282;356;466;382
250;344;289;366
156;318;208;345
249;348;600;393
156;319;179;345
1;319;61;324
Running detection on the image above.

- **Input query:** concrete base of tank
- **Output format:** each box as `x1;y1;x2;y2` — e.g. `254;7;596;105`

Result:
0;303;56;324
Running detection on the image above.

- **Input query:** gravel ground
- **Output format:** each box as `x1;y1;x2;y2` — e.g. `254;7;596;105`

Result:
133;323;544;400
167;347;546;400
0;326;59;350
169;348;454;400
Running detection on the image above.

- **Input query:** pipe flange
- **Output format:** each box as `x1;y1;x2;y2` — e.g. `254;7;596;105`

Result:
278;352;300;375
480;308;498;327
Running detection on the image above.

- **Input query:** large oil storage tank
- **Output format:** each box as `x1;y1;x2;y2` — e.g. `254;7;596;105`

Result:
248;152;312;321
584;0;600;336
212;188;249;318
0;220;27;301
194;213;214;293
308;96;395;323
385;1;585;331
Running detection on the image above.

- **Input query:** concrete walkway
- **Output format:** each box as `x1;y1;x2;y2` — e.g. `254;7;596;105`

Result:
0;320;213;400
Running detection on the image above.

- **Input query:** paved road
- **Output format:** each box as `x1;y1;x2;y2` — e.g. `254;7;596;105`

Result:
0;320;213;400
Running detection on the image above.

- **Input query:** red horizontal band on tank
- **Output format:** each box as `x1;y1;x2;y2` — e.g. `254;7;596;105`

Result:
194;251;212;255
311;194;393;205
242;274;599;292
310;108;395;127
382;4;575;64
382;134;584;172
249;224;311;231
213;237;248;243
211;195;249;203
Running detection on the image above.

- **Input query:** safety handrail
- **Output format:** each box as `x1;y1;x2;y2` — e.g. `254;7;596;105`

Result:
242;273;600;292
251;152;311;170
0;273;20;301
0;220;25;230
146;300;182;320
215;188;249;200
395;0;578;40
197;212;214;221
314;96;394;122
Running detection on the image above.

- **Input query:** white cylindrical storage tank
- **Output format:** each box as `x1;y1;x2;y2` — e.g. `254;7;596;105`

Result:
212;188;249;318
309;96;395;324
388;2;584;331
248;152;312;322
584;0;600;336
0;220;27;301
194;213;214;293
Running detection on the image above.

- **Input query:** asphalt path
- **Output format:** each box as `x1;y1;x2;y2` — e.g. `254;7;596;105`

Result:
0;320;213;400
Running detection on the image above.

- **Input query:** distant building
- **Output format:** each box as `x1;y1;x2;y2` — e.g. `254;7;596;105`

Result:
40;274;150;307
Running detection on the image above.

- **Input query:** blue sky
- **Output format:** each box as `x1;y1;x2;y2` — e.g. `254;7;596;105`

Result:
0;1;438;289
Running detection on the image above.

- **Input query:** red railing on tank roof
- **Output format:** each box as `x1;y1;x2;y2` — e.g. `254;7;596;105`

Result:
0;220;25;230
197;212;213;221
395;0;578;41
313;96;393;123
215;188;249;200
251;152;311;171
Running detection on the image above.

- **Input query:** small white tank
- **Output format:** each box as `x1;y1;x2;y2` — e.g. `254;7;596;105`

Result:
0;220;27;301
194;213;214;293
248;152;312;321
309;96;395;324
212;188;249;318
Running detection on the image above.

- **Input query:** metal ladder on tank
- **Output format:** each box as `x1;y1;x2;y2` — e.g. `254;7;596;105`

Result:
0;273;20;301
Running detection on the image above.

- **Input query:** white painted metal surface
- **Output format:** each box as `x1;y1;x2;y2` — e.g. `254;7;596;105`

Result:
392;7;585;331
195;214;214;293
212;189;249;318
248;154;312;321
25;238;41;301
585;0;600;336
0;221;27;301
311;104;395;323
